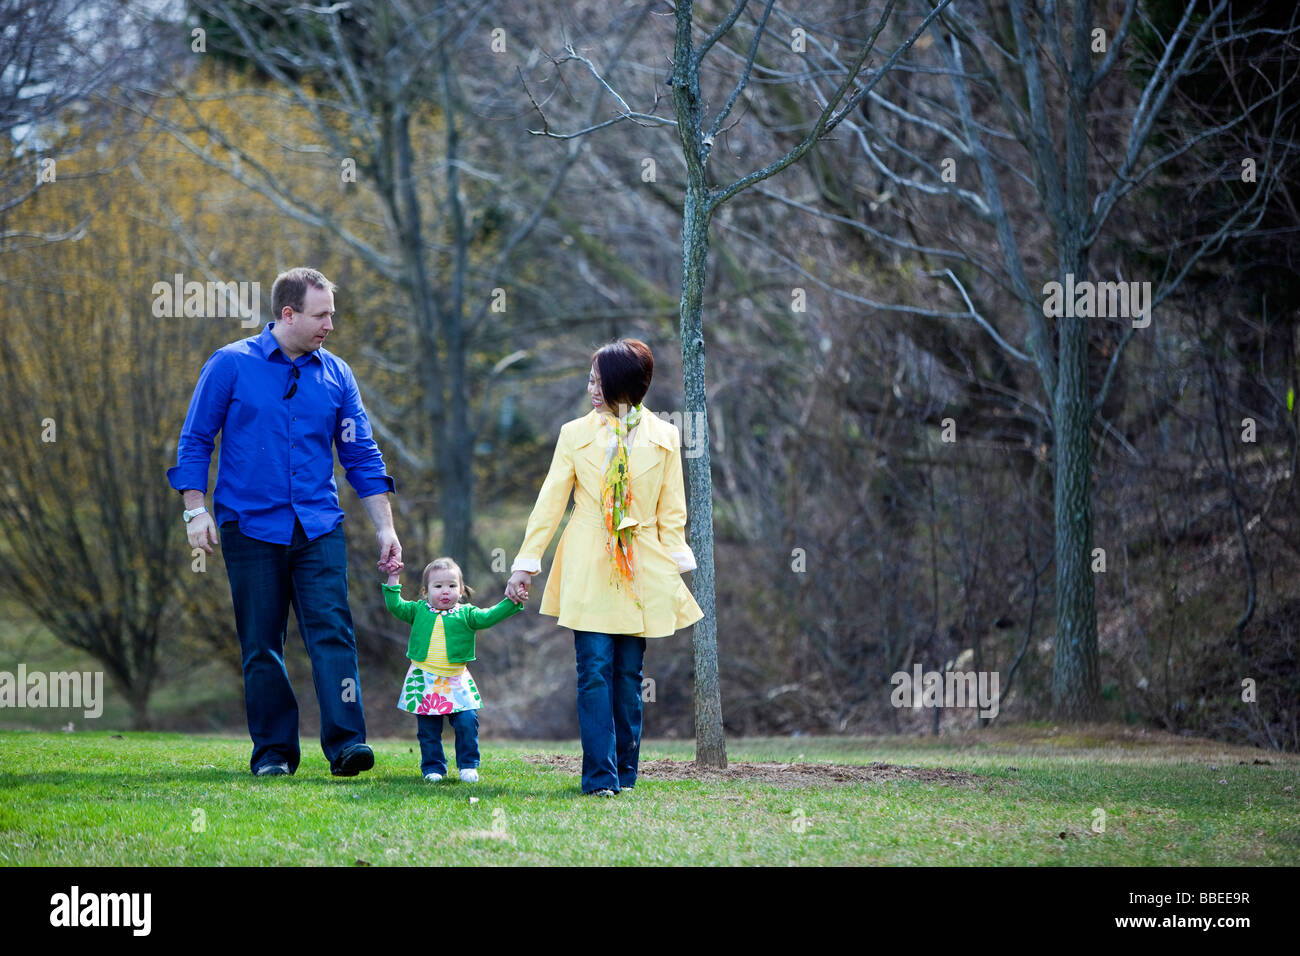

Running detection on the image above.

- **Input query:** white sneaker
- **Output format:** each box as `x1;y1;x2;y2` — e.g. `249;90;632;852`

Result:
424;772;444;782
459;768;479;783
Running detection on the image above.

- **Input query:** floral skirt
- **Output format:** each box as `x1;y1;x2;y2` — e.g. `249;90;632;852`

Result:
397;663;482;716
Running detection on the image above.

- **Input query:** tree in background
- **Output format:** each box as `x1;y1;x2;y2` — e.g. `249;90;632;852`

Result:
528;0;955;765
0;38;408;728
0;0;165;249
0;121;262;727
131;0;653;570
778;0;1300;718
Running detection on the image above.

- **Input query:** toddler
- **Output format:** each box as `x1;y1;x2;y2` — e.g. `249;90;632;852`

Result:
382;557;522;782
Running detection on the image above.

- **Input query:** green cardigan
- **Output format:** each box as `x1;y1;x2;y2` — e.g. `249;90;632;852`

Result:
382;583;522;664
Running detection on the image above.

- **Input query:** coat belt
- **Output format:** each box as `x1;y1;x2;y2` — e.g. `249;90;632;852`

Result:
570;508;658;530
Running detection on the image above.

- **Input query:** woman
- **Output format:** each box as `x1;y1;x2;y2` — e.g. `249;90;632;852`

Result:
505;338;703;795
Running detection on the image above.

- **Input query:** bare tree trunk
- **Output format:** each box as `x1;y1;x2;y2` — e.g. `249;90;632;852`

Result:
439;23;474;567
671;2;726;766
385;97;449;561
679;181;726;767
129;694;154;732
662;0;932;763
533;0;939;762
1050;300;1101;719
1049;0;1101;719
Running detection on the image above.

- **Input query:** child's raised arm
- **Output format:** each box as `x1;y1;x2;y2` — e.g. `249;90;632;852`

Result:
381;580;420;623
466;597;525;630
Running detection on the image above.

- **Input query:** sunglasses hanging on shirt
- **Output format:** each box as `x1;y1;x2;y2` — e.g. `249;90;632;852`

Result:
283;363;301;400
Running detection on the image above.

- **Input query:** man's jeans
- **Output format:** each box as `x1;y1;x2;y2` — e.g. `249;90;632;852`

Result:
416;710;480;776
572;630;646;793
221;517;367;774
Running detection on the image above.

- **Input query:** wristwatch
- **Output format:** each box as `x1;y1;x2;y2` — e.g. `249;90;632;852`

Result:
182;506;208;523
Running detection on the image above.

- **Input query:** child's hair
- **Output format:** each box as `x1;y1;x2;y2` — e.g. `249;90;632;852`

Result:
418;557;474;601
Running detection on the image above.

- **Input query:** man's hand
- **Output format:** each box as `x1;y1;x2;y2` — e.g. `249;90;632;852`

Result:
187;512;219;554
505;569;532;603
376;528;402;575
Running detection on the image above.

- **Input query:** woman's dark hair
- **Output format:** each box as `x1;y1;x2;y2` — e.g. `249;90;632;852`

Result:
591;338;654;410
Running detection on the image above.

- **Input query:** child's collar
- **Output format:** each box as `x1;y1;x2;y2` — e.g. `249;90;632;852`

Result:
425;600;464;613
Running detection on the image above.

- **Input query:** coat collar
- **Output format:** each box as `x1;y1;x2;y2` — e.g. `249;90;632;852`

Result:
572;407;674;452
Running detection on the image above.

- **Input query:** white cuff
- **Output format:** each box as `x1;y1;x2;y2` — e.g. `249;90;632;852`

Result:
671;549;697;573
511;557;541;574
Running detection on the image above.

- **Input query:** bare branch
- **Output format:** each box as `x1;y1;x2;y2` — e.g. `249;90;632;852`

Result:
711;0;950;208
705;0;776;143
715;219;982;322
1088;0;1139;91
939;268;1034;363
940;29;1057;399
1089;0;1229;235
526;44;678;138
696;0;752;64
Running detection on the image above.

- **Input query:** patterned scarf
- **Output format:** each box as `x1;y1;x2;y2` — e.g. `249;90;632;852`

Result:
601;403;644;608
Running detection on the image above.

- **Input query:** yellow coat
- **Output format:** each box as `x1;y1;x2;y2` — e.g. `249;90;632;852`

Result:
512;407;704;638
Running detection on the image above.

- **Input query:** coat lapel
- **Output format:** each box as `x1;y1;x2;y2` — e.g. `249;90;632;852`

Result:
629;414;670;479
574;412;604;480
576;409;671;480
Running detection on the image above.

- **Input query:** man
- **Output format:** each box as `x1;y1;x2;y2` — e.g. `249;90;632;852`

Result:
167;267;401;777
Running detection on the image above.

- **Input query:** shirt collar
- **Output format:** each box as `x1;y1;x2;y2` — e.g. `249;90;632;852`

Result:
258;321;323;366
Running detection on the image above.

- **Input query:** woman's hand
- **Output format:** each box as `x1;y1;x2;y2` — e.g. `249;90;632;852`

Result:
506;570;532;603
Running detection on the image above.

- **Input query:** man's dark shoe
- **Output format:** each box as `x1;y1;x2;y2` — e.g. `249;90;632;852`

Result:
254;761;290;777
332;743;375;777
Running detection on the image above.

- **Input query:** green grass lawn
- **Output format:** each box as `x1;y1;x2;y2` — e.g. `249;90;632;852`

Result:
1;727;1296;866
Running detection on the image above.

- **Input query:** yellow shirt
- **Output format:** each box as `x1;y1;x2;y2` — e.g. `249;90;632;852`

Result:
413;609;467;677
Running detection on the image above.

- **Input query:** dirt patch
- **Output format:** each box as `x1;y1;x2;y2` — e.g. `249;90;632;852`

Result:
523;753;982;788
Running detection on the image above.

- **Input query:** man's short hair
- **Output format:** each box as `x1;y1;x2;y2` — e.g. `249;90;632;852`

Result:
271;268;336;321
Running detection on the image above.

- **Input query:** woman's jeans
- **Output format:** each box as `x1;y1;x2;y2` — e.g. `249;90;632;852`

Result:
220;517;367;774
573;630;647;792
416;711;480;776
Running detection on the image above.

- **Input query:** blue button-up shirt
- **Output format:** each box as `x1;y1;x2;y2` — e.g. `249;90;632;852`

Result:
167;321;396;544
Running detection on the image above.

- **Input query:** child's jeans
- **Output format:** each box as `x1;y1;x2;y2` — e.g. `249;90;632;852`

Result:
416;711;480;776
